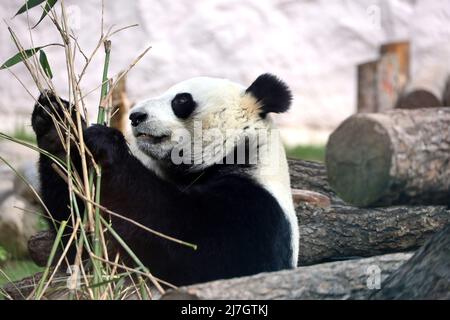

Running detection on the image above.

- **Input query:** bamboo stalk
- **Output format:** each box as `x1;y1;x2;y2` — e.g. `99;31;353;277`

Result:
90;39;112;298
98;40;111;124
35;220;67;300
1;0;165;300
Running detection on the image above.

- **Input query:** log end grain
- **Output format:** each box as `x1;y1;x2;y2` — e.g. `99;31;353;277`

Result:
326;115;392;206
396;89;441;109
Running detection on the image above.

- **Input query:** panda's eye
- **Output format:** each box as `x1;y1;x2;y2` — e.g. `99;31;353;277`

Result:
172;93;192;106
171;93;197;119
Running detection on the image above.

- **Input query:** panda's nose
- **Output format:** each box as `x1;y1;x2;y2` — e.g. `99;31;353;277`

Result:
129;112;148;127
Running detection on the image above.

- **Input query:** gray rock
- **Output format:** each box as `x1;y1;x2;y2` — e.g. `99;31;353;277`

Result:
13;161;41;205
0;194;39;257
0;141;40;258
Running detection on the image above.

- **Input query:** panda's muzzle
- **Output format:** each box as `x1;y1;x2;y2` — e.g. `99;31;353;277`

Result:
135;131;170;144
130;112;170;144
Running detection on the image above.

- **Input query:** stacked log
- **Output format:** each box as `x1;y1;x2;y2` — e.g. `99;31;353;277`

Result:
357;61;379;113
396;54;449;109
396;63;448;109
357;42;450;111
371;225;450;300
326;108;450;207
162;224;450;300
162;253;412;300
357;42;410;113
377;42;410;112
288;160;450;265
12;225;449;300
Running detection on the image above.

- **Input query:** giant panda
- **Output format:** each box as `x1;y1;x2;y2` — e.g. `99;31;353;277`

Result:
31;73;299;286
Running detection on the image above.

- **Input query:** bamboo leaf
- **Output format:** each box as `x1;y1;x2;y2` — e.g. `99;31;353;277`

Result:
0;47;41;69
15;0;46;16
39;50;53;79
33;0;58;28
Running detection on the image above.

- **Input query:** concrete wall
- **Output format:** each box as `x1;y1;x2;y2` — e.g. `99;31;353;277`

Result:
0;0;449;145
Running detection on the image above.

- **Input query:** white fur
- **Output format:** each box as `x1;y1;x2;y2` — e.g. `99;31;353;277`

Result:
254;118;299;267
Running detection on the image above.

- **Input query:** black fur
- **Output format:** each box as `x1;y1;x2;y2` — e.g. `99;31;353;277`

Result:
245;73;292;116
171;93;197;119
31;91;87;259
31;91;86;227
31;92;293;286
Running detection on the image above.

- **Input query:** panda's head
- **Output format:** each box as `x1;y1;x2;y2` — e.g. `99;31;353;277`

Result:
128;74;292;173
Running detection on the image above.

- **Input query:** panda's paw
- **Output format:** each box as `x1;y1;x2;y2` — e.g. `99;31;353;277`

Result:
32;91;71;137
31;91;85;155
84;124;129;167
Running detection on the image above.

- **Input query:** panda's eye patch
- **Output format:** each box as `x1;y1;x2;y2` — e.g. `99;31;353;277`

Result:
171;93;197;119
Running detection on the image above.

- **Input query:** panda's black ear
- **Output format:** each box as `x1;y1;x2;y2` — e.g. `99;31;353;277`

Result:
245;73;292;116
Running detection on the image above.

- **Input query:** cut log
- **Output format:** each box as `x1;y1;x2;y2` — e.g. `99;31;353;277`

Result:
289;159;450;265
377;42;410;112
161;253;412;300
325;108;450;207
24;160;450;268
357;60;379;113
396;64;447;109
297;202;450;266
3;253;412;300
371;224;450;299
396;89;441;109
357;42;410;113
288;159;338;201
443;75;450;106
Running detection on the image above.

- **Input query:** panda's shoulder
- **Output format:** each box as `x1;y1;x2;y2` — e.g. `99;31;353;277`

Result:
191;171;283;213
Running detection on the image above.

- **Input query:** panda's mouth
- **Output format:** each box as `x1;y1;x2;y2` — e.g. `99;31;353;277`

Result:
136;133;170;144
